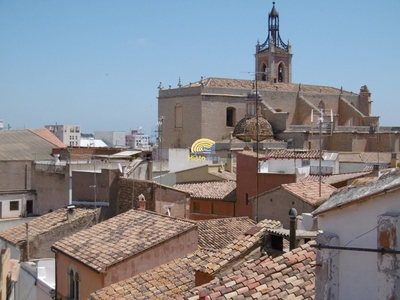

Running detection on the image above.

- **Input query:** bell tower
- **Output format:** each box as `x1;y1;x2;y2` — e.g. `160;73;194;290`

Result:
255;2;293;83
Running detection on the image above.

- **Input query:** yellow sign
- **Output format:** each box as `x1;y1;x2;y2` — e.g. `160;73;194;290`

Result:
190;138;215;154
188;138;219;162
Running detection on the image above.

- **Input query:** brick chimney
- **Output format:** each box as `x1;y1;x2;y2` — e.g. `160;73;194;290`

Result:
138;194;146;210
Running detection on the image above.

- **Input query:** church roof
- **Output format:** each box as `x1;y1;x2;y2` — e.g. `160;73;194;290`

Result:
185;77;355;95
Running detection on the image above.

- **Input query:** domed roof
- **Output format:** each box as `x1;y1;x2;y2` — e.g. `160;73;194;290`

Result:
233;115;274;142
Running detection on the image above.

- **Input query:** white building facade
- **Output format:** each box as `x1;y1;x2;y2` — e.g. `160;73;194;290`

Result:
313;171;400;299
94;131;126;148
45;124;81;146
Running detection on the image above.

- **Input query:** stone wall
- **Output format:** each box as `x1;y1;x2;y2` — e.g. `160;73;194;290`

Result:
118;178;189;218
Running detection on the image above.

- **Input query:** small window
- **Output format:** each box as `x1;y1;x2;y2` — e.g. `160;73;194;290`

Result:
302;160;310;167
10;201;19;211
211;203;218;215
68;265;80;300
226;107;236;127
193;202;200;213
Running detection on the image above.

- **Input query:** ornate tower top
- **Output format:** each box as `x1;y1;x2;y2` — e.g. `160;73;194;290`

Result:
258;2;288;52
255;2;292;83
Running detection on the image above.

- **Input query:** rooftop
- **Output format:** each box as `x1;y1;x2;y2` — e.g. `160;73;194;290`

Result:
174;181;236;201
194;219;281;276
313;169;400;216
180;241;316;299
52;209;197;273
90;218;281;299
281;181;336;206
182;77;354;95
0;128;66;161
265;149;328;160
197;217;255;251
301;171;371;185
0;208;96;245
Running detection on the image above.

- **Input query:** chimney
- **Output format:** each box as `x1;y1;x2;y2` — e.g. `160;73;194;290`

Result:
138;194;146;210
226;153;233;173
67;205;76;222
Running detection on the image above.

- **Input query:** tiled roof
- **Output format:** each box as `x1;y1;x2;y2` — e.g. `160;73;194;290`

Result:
209;170;236;181
238;150;267;159
339;152;399;163
90;251;202;300
29;128;66;148
313;170;400;216
188;77;353;95
180;241;316;300
173;181;236;201
197;217;255;251
90;219;281;300
194;219;282;276
281;182;336;206
301;171;371;185
0;208;96;245
52;209;197;273
265;149;326;160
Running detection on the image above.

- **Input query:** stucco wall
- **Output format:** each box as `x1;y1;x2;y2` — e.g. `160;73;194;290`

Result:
33;168;69;215
56;252;103;300
0;161;32;190
316;191;400;299
254;189;315;228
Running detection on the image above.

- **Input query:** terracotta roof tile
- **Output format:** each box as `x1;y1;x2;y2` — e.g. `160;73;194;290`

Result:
301;171;371;185
181;241;316;300
208;170;236;181
194;219;281;276
238;150;267;159
52;209;197;273
173;181;236;201
281;182;336;206
0;208;96;245
90;219;281;300
29;128;66;148
197;217;255;251
190;77;353;95
265;149;325;160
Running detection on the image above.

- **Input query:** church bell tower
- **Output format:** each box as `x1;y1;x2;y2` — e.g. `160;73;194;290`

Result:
255;2;293;83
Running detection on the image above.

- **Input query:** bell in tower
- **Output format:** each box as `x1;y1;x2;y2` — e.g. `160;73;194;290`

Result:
255;2;293;83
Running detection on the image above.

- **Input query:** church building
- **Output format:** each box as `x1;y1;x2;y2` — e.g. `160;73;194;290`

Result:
158;3;399;154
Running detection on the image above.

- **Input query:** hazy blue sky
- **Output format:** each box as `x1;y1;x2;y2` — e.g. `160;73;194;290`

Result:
1;1;399;137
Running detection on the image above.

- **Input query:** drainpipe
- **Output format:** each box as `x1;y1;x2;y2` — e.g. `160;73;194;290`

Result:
289;208;298;251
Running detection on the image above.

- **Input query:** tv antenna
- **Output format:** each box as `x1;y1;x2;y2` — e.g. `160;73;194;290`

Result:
311;106;333;197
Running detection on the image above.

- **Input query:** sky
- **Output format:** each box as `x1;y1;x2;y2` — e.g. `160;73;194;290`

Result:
1;1;399;139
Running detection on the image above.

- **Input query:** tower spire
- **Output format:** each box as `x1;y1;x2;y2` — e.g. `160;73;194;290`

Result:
255;2;293;83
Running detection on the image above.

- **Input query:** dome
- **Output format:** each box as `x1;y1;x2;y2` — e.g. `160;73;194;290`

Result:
233;115;274;142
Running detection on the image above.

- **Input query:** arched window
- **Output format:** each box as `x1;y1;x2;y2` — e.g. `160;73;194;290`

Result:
68;264;80;300
278;62;285;82
69;270;75;298
261;63;268;81
226;107;236;127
